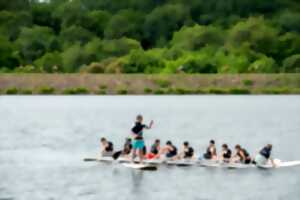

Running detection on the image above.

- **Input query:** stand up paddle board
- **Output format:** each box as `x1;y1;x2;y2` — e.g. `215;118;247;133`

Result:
257;159;300;169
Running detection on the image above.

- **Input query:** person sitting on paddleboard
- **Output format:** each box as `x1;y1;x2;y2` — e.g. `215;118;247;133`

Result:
146;139;160;159
131;115;153;163
157;140;177;159
111;138;132;160
220;144;232;163
203;140;217;160
232;144;251;164
254;144;276;167
122;138;132;156
100;137;114;157
177;141;194;159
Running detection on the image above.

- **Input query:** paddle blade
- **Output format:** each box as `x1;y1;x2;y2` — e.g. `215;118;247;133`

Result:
112;151;122;160
83;158;97;162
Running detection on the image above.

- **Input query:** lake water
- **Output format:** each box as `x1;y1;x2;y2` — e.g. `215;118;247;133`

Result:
0;96;300;200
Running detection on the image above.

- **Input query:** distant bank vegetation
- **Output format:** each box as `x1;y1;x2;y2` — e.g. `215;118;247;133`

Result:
0;74;299;95
0;0;300;74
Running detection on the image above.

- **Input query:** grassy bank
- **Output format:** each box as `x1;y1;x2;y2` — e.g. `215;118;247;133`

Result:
0;74;299;95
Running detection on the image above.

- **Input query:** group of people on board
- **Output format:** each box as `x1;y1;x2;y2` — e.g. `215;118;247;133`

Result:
100;115;275;166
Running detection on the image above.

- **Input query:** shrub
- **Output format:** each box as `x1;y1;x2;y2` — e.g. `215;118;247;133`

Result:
182;56;218;73
34;52;63;73
63;87;89;94
282;54;300;73
6;87;18;95
173;88;192;95
99;85;107;90
154;89;165;95
243;80;254;86
248;57;277;73
229;88;251;94
117;89;128;95
166;88;174;94
20;89;33;94
194;89;206;94
208;88;228;94
80;62;105;73
144;88;153;94
154;79;171;88
261;88;290;94
38;87;55;94
14;65;44;73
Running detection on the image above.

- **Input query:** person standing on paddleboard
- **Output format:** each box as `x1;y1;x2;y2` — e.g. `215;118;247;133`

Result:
131;115;154;163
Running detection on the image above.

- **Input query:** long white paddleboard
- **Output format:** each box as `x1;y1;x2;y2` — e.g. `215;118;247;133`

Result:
144;159;164;165
198;160;220;167
257;159;300;169
123;163;157;171
166;160;196;166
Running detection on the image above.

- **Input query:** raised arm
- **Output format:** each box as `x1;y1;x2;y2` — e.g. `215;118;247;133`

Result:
145;120;154;129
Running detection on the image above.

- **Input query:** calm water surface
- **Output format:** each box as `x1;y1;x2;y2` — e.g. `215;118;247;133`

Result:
0;96;300;200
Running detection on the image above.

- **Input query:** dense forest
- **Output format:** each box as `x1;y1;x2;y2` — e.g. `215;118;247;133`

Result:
0;0;300;73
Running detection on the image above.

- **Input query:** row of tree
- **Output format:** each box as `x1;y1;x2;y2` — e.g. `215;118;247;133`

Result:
0;0;300;73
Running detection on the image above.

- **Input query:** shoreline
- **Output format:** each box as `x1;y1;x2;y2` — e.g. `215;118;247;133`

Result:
0;74;299;95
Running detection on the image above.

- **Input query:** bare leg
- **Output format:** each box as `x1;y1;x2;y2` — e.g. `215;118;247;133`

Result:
131;149;137;162
139;149;144;164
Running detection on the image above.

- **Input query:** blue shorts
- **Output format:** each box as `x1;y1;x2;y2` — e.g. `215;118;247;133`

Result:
166;152;177;158
133;140;145;149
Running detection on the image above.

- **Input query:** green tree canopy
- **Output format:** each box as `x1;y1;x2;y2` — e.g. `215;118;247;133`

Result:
104;9;144;40
228;17;279;57
34;51;63;73
171;25;225;50
144;4;189;47
60;25;95;48
0;36;19;69
16;26;55;63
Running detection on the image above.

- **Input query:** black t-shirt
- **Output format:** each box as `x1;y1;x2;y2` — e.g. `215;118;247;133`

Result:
131;122;146;139
169;145;177;155
204;146;216;159
260;147;271;159
222;149;232;159
184;147;194;158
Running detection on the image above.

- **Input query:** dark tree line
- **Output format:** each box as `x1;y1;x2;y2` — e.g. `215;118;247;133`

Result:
0;0;300;73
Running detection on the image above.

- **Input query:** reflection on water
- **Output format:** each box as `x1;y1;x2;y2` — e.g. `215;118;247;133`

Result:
0;96;300;200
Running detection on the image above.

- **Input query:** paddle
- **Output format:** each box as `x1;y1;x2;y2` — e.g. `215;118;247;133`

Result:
112;151;123;160
83;158;97;162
